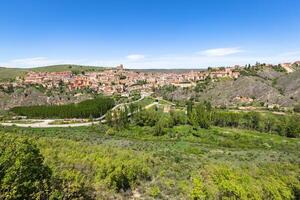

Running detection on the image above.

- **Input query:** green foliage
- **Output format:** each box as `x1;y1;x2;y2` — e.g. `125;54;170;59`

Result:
97;157;150;191
2;97;300;198
211;110;300;138
133;108;161;126
129;90;141;101
294;103;300;113
240;65;259;76
170;110;188;125
105;110;113;126
160;84;177;92
135;79;147;85
11;96;115;118
187;100;193;118
189;103;211;129
154;113;174;136
190;178;207;200
194;78;211;93
0;136;52;200
192;164;299;200
273;64;287;73
0;123;299;199
155;85;178;100
108;106;130;130
149;186;161;198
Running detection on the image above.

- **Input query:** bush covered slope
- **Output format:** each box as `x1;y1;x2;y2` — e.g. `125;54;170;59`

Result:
0;124;299;199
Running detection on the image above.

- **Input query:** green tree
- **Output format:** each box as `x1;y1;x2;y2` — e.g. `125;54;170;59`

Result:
154;113;174;136
170;110;188;125
189;103;211;129
118;106;129;129
187;100;193;118
105;110;113;126
0;137;52;200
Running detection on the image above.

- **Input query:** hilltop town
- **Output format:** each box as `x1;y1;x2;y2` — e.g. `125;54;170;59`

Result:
4;64;240;96
1;61;300;110
2;65;240;95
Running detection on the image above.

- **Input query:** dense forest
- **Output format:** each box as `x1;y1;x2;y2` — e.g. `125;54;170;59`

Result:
10;96;115;118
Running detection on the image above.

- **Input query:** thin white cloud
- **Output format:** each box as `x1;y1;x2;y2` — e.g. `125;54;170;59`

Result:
10;57;57;67
1;50;299;69
126;54;145;61
199;47;243;57
0;57;84;68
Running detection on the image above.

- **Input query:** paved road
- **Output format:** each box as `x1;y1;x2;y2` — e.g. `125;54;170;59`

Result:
0;119;97;128
0;96;158;128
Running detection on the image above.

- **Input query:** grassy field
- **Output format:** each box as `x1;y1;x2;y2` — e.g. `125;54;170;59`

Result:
134;96;156;107
1;124;299;199
0;67;28;81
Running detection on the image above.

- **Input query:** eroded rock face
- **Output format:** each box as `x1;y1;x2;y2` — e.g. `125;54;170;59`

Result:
197;76;294;106
257;68;284;80
276;71;300;101
0;87;93;110
155;69;300;107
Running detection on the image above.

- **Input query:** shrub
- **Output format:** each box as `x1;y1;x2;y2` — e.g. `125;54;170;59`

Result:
190;178;207;200
170;110;188;125
149;186;161;198
0;136;52;199
133;108;161;126
294;103;300;113
97;157;150;192
189;103;211;129
154;113;174;136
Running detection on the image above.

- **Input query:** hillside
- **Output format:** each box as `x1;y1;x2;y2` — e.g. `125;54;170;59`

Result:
0;65;108;82
1;64;300;109
1;123;299;199
1;82;300;199
276;70;300;101
197;76;294;106
0;67;28;82
158;66;300;108
31;64;108;72
0;86;94;110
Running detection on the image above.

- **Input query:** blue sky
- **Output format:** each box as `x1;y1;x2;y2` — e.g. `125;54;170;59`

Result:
0;0;300;68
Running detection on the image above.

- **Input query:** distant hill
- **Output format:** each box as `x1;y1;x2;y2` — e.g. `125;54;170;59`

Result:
0;67;28;82
0;65;109;82
31;64;108;72
131;68;206;73
0;65;206;81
